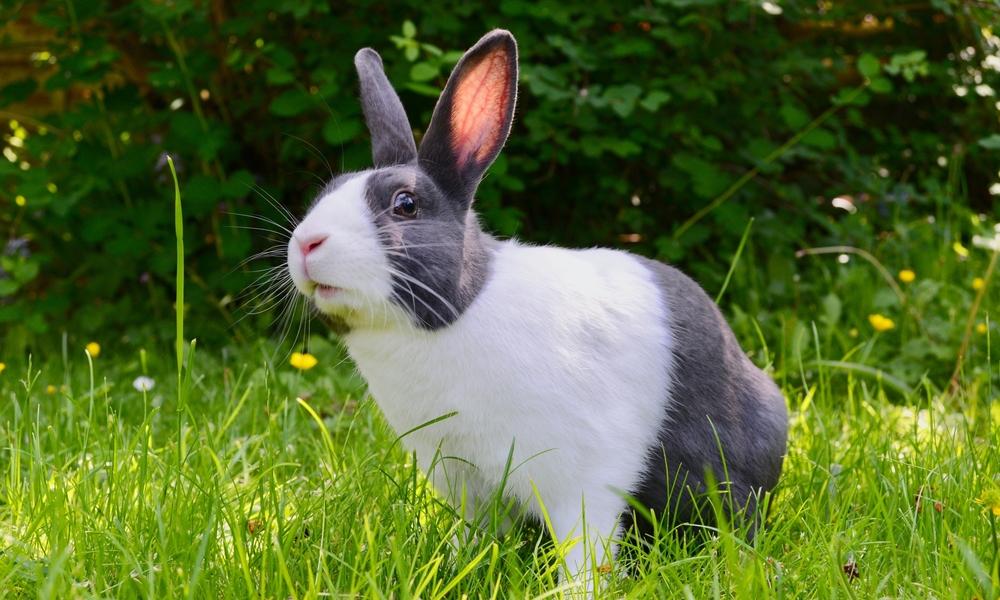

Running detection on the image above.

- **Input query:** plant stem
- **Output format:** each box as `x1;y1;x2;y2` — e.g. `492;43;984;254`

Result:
795;245;930;338
796;245;905;302
716;218;754;304
168;155;186;465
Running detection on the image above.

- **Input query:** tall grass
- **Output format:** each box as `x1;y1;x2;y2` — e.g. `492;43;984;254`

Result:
167;155;188;467
0;337;998;598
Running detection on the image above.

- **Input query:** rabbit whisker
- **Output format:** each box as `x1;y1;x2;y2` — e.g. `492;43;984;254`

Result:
228;211;295;237
385;267;459;324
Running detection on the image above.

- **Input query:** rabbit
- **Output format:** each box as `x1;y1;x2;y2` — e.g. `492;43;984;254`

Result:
286;29;788;588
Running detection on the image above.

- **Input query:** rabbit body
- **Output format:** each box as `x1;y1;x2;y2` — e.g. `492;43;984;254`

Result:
286;29;788;583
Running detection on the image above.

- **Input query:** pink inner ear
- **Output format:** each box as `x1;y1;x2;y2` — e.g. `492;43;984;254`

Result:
450;49;510;168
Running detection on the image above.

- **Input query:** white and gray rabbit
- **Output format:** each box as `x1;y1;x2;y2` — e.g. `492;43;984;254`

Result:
286;29;787;586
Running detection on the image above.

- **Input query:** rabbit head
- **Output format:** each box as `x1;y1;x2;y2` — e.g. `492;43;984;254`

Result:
287;30;518;331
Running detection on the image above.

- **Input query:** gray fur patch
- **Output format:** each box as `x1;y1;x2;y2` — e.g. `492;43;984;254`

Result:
362;167;494;329
624;256;788;537
354;48;418;168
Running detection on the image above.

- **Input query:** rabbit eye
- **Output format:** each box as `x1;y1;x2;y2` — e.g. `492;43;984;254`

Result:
392;191;418;218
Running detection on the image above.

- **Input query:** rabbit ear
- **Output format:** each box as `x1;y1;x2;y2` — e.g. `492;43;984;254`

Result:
418;29;518;204
355;48;418;167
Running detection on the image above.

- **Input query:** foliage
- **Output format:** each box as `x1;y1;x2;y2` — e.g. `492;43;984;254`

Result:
0;1;999;390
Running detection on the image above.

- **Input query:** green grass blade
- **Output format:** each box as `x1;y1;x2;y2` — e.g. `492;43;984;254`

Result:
715;217;754;304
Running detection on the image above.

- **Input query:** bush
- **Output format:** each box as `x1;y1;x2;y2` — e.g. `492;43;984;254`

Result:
1;0;998;361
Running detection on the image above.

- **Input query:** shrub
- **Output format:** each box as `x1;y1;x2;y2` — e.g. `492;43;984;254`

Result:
1;0;998;360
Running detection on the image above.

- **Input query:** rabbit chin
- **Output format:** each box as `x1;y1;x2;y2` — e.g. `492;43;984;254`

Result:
310;288;363;319
311;298;357;335
311;290;410;332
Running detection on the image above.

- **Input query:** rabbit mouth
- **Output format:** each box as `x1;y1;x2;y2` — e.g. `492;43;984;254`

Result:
314;283;342;299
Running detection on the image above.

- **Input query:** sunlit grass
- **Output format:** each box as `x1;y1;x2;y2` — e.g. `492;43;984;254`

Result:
0;329;997;598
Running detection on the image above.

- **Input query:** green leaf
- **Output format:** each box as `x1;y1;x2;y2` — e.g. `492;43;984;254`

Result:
672;153;732;198
323;117;364;145
699;135;723;152
802;128;837;149
267;46;296;69
269;89;314;117
442;50;464;65
402;20;416;38
868;76;892;94
822;293;842;325
604;139;641;157
221;170;254;199
977;134;1000;150
409;62;438;82
10;258;39;283
421;44;442;57
639;90;671;112
0;279;20;297
403;82;441;97
779;103;809;129
858;53;881;79
603;84;643;118
265;68;295;85
832;88;869;106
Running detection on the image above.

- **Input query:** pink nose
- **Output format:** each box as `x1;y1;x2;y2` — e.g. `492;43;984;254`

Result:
298;234;328;256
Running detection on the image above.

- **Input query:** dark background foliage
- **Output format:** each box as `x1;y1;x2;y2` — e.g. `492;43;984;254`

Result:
1;0;999;385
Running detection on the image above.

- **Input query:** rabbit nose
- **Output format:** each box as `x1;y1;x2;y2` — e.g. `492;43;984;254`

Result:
298;234;328;256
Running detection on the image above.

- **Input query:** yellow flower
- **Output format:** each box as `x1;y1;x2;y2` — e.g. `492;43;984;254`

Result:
978;487;1000;517
897;269;915;283
868;313;895;332
953;241;969;258
46;384;57;394
972;277;985;291
15;195;26;207
85;342;101;358
290;352;318;371
977;322;988;335
0;362;5;374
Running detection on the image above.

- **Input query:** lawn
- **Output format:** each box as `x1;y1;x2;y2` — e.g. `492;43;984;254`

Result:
1;271;998;598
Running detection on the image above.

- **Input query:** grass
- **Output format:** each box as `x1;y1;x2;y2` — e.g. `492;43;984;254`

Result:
0;332;998;599
1;157;999;599
2;244;999;598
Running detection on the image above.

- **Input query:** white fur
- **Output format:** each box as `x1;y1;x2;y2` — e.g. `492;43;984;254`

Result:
289;176;677;585
346;242;676;579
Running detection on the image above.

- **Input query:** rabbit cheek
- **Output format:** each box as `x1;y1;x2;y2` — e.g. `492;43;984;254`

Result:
289;173;395;311
287;237;310;295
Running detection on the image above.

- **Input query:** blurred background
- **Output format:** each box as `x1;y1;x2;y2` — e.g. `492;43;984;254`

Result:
1;0;998;389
